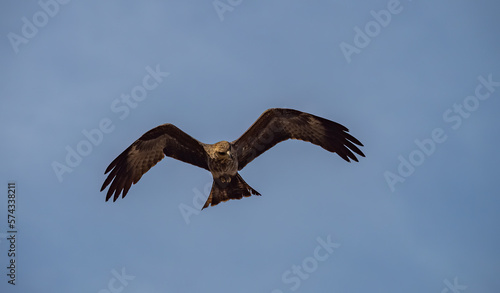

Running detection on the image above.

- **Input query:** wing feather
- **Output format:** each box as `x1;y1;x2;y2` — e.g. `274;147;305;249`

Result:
232;108;365;170
101;124;209;201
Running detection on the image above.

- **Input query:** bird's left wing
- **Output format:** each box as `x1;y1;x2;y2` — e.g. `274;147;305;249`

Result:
232;108;365;170
101;124;209;201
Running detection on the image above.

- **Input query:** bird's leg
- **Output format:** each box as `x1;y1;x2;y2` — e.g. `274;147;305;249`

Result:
220;175;232;184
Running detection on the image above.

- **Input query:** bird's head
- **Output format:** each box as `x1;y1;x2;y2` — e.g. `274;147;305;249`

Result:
214;141;232;158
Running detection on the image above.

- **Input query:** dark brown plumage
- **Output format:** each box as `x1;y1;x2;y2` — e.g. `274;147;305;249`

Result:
100;108;365;209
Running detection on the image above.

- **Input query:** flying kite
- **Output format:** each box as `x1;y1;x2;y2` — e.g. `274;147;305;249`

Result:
101;108;364;209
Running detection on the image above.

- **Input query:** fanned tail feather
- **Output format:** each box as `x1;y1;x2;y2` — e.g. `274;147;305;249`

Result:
202;173;260;209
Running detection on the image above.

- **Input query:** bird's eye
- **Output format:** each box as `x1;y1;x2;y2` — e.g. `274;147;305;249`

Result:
218;151;226;155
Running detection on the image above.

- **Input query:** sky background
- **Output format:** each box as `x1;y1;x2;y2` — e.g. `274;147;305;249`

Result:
1;0;499;292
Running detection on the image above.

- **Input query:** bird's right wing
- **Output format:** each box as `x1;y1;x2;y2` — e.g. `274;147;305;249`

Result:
100;124;209;201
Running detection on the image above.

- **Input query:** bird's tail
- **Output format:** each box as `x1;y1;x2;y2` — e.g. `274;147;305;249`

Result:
202;173;260;209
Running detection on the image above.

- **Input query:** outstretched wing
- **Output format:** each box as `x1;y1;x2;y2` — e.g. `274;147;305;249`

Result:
232;108;365;170
101;124;209;201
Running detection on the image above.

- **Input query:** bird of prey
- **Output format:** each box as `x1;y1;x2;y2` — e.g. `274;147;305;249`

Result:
101;108;364;209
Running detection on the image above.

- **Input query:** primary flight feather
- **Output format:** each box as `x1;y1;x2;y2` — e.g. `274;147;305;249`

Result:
101;108;365;209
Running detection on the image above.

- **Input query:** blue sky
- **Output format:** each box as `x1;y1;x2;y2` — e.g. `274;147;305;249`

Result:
1;0;499;292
